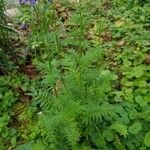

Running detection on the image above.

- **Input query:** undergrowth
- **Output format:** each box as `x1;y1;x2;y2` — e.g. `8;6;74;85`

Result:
0;0;150;149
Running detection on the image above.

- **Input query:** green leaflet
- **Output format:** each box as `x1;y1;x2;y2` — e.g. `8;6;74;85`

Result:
144;132;150;147
128;122;142;135
110;123;128;137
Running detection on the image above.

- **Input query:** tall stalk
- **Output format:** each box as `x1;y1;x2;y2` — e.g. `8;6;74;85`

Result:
97;0;103;44
78;0;84;91
53;3;60;55
31;1;53;72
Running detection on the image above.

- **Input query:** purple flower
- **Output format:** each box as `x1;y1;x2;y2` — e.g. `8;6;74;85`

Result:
18;0;36;6
19;23;28;30
30;0;36;6
19;0;52;5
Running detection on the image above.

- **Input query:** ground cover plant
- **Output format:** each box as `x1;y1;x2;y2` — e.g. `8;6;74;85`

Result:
0;0;150;149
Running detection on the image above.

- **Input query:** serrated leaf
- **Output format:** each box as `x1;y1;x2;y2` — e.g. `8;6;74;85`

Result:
124;81;134;87
132;66;144;78
135;96;147;107
110;123;128;137
123;60;132;67
110;74;118;80
11;136;17;145
103;129;114;141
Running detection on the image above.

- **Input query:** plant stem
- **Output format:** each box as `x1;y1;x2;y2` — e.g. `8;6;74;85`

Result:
78;0;84;91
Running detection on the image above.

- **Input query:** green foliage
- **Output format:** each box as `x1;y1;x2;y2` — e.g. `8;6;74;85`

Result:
0;0;15;76
1;0;150;149
0;76;18;149
128;122;142;135
144;132;150;147
0;0;12;51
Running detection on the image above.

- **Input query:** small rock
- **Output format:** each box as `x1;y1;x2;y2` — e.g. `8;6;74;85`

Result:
5;8;19;17
7;23;14;26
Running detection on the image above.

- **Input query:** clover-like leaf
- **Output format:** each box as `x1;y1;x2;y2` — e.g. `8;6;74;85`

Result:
129;122;142;135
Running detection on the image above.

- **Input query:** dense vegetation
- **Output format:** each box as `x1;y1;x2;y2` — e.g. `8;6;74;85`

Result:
0;0;150;149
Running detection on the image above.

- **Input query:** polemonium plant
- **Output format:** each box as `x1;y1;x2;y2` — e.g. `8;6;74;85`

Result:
19;0;53;5
19;0;53;30
19;0;36;6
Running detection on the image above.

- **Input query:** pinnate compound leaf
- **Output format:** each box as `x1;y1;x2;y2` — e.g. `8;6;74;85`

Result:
110;123;128;137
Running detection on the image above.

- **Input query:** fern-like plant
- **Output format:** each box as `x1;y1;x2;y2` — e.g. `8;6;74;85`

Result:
14;0;150;150
15;1;124;149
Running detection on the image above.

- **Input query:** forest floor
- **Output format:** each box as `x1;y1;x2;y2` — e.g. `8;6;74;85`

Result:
1;0;150;149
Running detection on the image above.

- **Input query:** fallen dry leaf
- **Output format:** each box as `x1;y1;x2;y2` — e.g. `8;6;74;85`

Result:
17;87;32;102
101;30;112;42
19;64;38;79
115;20;125;27
117;40;125;47
145;54;150;64
52;80;64;95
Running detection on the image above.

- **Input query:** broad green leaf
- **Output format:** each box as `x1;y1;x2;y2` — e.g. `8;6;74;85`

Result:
124;81;134;87
127;66;145;78
144;132;150;147
132;66;144;78
114;96;122;102
103;129;114;141
128;122;142;135
110;74;118;80
139;147;146;150
135;96;147;107
91;133;106;148
138;81;147;87
123;60;132;67
2;127;8;138
11;136;17;145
